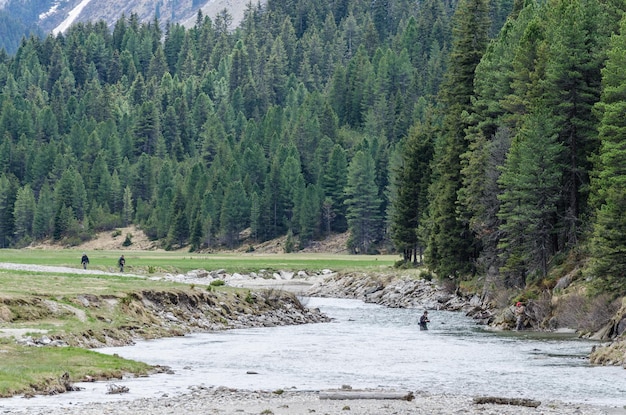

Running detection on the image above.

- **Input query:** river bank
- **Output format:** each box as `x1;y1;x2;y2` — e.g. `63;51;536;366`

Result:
6;386;625;415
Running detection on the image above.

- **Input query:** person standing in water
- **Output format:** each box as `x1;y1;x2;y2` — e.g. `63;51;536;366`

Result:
419;310;430;330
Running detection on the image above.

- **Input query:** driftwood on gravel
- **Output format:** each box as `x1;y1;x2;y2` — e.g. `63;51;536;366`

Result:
473;396;541;407
56;372;82;393
319;391;414;401
106;384;130;394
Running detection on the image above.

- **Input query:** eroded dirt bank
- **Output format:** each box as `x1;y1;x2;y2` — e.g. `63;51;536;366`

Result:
1;288;329;349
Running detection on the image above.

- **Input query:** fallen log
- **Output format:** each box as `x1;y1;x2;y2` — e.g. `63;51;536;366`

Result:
473;396;541;407
319;391;414;401
107;383;130;394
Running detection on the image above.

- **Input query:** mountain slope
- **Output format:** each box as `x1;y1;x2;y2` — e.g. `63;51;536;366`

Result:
3;0;261;36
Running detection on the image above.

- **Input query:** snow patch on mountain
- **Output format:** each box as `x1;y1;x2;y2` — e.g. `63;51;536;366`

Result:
39;3;60;21
53;0;93;34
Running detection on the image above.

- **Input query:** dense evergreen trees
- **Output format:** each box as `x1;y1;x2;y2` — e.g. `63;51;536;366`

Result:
425;0;490;279
588;15;626;297
0;0;469;252
2;0;626;297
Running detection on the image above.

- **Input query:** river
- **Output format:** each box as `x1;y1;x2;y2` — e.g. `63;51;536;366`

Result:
3;297;625;409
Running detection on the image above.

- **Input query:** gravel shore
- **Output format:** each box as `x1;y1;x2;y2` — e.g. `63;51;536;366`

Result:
5;387;625;415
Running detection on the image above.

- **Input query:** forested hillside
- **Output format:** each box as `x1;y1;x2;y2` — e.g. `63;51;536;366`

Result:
1;0;625;298
0;10;42;54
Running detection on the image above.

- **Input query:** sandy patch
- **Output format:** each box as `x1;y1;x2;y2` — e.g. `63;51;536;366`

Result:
27;226;158;251
0;328;48;339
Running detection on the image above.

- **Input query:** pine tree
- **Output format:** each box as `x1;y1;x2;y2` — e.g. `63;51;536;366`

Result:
13;184;35;244
389;122;434;264
425;0;490;279
33;183;55;240
298;184;321;248
250;191;261;241
0;174;17;247
122;186;134;226
587;16;626;296
166;188;189;249
497;110;563;286
459;3;533;283
345;150;382;254
219;180;248;248
541;0;608;247
322;144;348;232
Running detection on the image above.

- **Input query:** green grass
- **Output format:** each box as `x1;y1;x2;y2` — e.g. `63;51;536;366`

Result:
0;341;151;397
0;268;185;297
0;249;398;274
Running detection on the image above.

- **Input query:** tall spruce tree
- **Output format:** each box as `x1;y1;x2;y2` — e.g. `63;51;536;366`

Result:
541;0;608;248
587;16;626;297
497;110;563;286
13;184;35;244
0;174;17;247
345;150;382;254
459;4;533;290
389;121;434;264
425;0;490;279
322;144;348;232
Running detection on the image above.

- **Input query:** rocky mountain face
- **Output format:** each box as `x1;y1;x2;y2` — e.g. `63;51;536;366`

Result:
3;0;258;35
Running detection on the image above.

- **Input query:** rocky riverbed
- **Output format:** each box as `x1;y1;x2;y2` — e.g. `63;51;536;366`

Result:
6;386;624;415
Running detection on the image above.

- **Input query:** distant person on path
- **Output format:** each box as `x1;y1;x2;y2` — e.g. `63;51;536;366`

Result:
81;253;89;269
515;302;526;330
118;255;125;272
419;310;430;331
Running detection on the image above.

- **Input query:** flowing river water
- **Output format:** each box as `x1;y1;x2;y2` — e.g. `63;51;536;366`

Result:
3;297;625;410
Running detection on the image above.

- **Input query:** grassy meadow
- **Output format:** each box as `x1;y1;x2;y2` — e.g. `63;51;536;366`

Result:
0;248;399;274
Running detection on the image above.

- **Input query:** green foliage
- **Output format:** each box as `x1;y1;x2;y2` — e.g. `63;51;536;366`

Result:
587;15;626;297
245;291;254;304
497;109;563;285
210;279;225;287
389;121;434;264
122;233;133;246
284;229;295;253
0;1;468;254
425;0;491;280
419;269;434;282
345;150;382;254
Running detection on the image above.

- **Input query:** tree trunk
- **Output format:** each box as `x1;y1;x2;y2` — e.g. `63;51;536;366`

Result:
319;391;414;401
473;397;541;407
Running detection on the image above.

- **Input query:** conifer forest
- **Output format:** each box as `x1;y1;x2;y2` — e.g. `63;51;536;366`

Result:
1;0;626;297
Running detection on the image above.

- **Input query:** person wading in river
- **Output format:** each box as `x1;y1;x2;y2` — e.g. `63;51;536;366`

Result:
419;310;430;330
